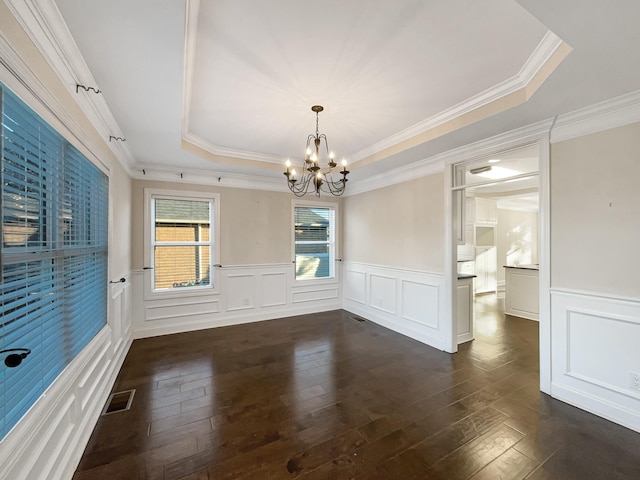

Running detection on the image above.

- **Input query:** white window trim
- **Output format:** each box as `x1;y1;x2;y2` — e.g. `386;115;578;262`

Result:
144;188;220;299
291;199;339;286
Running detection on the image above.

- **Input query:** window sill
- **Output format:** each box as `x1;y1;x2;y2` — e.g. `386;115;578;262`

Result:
293;276;339;288
144;285;220;301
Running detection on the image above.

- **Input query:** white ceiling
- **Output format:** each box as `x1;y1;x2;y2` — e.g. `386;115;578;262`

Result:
52;0;640;186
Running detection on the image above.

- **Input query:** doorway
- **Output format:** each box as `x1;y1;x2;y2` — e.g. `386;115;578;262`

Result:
445;137;551;394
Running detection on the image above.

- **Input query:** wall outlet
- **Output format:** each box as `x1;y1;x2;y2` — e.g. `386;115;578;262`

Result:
630;372;640;391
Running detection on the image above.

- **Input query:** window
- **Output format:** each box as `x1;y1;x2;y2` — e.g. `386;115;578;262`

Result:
146;190;218;294
293;203;336;280
0;84;108;440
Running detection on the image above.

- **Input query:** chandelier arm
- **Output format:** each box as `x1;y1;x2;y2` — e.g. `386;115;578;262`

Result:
318;134;331;164
289;172;312;195
321;183;346;196
320;173;346;196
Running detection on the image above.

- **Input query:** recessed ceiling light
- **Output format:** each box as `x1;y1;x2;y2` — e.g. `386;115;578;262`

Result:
488;159;501;163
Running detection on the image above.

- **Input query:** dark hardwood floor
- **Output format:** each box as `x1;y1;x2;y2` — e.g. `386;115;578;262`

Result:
74;297;640;479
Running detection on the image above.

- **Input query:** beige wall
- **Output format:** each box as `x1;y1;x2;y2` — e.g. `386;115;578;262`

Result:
496;208;538;284
551;122;640;297
109;164;133;277
131;180;343;268
343;173;444;273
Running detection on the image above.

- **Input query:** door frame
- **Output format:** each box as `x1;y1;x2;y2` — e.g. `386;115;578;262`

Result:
443;130;551;394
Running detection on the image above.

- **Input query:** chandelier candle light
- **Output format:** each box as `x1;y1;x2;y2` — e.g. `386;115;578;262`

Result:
284;105;349;196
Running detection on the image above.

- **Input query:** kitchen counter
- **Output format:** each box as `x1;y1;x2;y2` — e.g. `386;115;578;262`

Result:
504;265;539;321
457;275;475;344
457;273;477;280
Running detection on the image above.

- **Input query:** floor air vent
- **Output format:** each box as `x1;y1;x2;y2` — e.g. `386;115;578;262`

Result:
351;315;366;323
101;389;135;416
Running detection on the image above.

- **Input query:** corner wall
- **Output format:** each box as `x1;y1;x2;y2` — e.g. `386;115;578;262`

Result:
342;173;448;350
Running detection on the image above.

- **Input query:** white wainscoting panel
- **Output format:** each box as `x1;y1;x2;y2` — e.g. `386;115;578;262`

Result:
224;273;256;311
344;269;366;304
111;285;123;338
551;289;640;433
110;279;131;355
132;263;342;338
146;298;221;321
0;277;133;480
402;280;439;329
370;274;397;315
343;262;446;351
292;287;340;304
260;272;287;307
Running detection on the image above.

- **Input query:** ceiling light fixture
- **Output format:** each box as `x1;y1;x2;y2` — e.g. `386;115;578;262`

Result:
284;105;349;197
470;165;492;174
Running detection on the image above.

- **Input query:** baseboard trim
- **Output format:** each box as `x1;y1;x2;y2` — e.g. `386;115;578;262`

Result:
133;302;343;339
551;382;640;434
344;302;446;352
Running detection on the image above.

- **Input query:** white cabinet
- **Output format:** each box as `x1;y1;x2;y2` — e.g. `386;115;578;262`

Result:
457;224;474;260
476;198;497;224
475;246;497;294
504;266;539;320
466;197;497;225
457;276;474;344
459;197;497;290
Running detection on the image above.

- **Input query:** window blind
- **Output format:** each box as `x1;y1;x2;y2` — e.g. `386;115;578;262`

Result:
294;206;335;279
0;85;108;439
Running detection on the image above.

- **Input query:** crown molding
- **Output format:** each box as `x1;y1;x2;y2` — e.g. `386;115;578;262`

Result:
346;118;554;196
132;164;288;193
442;118;554;166
4;0;136;174
345;160;444;197
182;131;285;165
349;31;565;164
550;89;640;143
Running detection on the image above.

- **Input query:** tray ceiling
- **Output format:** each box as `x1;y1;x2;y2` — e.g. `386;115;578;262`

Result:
29;0;640;184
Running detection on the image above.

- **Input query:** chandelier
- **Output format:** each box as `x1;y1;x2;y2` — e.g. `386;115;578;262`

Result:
283;105;349;196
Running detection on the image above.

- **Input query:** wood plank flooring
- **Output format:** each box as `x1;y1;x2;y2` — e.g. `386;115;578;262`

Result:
74;297;640;479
